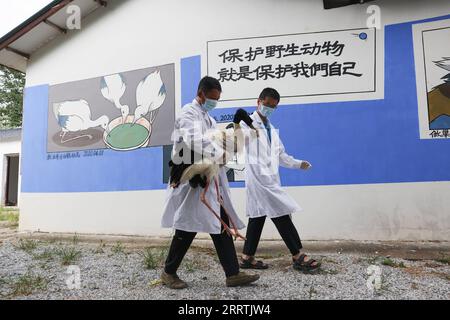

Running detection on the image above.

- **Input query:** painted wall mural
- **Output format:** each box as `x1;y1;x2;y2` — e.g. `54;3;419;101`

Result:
413;19;450;139
47;63;175;152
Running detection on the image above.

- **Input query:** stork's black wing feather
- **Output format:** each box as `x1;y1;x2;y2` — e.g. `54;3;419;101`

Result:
168;144;206;189
189;175;207;188
169;160;191;186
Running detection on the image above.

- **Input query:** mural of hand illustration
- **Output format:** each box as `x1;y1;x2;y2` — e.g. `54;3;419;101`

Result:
53;100;109;144
133;70;167;125
101;73;130;124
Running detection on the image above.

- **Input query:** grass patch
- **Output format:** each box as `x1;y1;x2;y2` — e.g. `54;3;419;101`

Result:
72;233;80;245
366;256;383;265
32;248;55;261
141;247;168;270
122;273;138;288
365;256;406;268
56;247;81;266
381;257;406;268
17;239;38;253
183;258;203;272
111;242;124;255
94;241;106;254
0;207;19;225
9;272;48;297
434;256;450;265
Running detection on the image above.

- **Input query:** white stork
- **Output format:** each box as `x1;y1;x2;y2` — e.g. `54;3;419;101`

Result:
169;109;259;240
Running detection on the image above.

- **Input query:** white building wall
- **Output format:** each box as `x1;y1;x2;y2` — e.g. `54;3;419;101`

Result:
25;0;450;89
19;0;450;240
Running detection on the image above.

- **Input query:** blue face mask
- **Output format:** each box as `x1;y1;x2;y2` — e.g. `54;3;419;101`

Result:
202;98;218;112
259;104;275;118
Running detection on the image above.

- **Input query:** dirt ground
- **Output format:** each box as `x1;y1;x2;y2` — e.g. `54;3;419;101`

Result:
0;218;449;300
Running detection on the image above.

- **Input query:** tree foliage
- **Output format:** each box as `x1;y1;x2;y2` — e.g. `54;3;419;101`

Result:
0;65;25;129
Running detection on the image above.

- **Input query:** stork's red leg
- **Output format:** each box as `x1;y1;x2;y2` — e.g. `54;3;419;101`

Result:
212;177;234;237
200;180;236;238
219;202;247;241
214;177;247;241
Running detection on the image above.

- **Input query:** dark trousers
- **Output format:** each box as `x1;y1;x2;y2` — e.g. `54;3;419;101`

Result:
164;207;240;278
243;215;303;256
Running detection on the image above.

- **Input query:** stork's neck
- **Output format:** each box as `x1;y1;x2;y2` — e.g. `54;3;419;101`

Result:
89;116;106;128
116;101;125;110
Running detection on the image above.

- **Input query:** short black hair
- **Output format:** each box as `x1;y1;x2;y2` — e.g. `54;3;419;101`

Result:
259;88;281;102
198;76;222;94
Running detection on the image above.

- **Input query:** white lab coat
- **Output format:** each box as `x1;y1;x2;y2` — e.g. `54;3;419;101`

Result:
161;100;245;234
242;112;304;218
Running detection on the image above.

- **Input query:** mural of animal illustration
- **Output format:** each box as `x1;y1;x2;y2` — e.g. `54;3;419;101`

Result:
101;73;130;124
53;100;109;144
133;70;167;125
429;57;450;129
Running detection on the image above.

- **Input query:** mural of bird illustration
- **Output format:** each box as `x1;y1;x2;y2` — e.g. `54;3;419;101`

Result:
168;109;258;240
101;73;129;124
133;70;167;124
53;100;109;144
434;57;450;73
429;58;450;129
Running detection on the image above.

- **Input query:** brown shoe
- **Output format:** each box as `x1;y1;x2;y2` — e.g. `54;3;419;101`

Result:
161;271;188;289
226;272;260;287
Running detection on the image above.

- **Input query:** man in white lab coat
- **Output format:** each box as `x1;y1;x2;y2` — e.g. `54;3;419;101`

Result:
239;88;320;273
160;77;260;289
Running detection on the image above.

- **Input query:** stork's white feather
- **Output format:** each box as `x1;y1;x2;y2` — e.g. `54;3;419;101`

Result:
179;159;220;185
178;123;246;186
204;124;245;164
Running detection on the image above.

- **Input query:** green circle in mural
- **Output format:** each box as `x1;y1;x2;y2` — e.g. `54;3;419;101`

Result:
106;123;149;150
